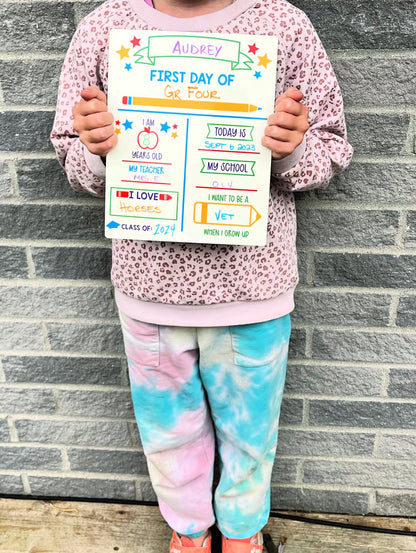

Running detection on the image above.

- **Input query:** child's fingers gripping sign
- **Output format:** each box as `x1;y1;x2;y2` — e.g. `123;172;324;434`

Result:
262;87;309;160
72;85;117;156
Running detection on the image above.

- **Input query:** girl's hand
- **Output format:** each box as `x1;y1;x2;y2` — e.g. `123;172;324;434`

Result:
262;87;309;159
72;86;117;156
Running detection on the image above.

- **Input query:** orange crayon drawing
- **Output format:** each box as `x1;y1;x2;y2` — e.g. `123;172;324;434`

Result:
122;96;260;113
193;202;261;227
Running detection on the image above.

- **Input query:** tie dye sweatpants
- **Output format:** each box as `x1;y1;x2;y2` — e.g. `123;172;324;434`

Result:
119;312;291;539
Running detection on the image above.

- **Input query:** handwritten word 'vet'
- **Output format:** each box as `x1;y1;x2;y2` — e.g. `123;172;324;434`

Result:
172;41;223;58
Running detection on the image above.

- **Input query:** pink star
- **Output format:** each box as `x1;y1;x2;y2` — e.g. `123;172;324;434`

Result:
248;43;259;54
130;36;141;47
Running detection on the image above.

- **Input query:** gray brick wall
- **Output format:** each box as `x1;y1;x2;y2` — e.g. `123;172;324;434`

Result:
0;0;415;517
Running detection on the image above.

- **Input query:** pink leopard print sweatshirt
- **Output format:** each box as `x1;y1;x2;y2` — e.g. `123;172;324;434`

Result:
51;0;353;326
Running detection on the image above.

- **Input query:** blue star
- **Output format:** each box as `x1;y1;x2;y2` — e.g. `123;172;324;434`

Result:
122;119;133;130
125;63;132;71
160;122;171;133
254;71;262;79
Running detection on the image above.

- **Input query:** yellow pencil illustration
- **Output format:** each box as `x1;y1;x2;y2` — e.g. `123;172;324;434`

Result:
122;96;260;113
193;202;261;227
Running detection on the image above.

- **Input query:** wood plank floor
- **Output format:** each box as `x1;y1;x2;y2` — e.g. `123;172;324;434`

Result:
1;498;416;553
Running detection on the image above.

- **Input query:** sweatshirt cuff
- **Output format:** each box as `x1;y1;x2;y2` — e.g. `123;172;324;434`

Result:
83;144;106;179
271;136;306;175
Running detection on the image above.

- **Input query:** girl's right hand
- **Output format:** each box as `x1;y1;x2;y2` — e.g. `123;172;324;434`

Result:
72;86;117;156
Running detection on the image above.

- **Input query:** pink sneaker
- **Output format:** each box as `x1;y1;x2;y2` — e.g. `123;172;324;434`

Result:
170;531;212;553
222;532;263;553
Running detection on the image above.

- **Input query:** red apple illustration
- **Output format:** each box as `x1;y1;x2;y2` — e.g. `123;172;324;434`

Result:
137;126;159;150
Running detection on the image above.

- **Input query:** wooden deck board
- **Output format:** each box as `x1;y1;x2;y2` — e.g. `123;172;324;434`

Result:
0;498;415;553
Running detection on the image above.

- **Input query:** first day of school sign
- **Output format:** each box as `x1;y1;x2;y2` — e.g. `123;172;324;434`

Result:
105;30;278;246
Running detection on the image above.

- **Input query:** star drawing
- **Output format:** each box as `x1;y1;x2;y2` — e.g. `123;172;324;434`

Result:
116;45;130;60
115;120;121;126
248;43;259;54
160;122;171;133
254;71;262;79
125;63;132;71
171;132;178;139
130;36;141;47
114;128;122;135
122;119;133;130
173;124;178;129
258;53;271;68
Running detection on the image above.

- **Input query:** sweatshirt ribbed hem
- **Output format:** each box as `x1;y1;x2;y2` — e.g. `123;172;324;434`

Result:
115;287;295;326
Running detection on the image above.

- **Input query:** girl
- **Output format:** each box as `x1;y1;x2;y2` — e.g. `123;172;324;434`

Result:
51;0;353;551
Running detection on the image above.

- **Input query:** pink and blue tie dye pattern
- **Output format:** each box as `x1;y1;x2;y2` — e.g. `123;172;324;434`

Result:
119;314;290;538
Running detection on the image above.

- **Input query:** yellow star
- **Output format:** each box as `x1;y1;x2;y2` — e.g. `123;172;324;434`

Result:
257;53;271;69
115;128;122;135
116;45;130;60
171;132;178;139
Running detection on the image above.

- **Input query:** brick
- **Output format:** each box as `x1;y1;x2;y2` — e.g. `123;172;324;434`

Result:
0;60;62;106
271;458;298;484
0;388;56;415
280;398;304;425
292;292;391;326
388;369;416;398
0;3;75;53
32;247;112;279
405;211;416;247
0;446;62;470
0;247;28;278
0;419;10;442
270;486;369;513
68;448;148;474
140;480;157;502
0;112;55;152
312;330;416;363
316;163;416;204
303;459;416;489
0;475;24;494
47;322;124;354
0;162;13;198
0;322;45;351
2;356;123;386
297;251;307;284
314;253;416;289
0;205;104;240
15;419;131;447
277;429;375;457
288;329;306;359
333;57;416;106
297;210;399;247
32;475;136;502
57;390;134;419
374;491;416;517
16;159;85;199
128;422;142;448
309;400;416;429
292;0;416;50
285;364;384;397
0;286;117;318
378;435;416;460
345;113;410;155
29;475;136;500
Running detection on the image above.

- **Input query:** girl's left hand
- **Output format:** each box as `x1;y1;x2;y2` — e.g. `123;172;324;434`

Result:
262;87;309;159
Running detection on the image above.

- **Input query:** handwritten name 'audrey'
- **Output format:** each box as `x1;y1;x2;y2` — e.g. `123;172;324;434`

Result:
172;40;223;58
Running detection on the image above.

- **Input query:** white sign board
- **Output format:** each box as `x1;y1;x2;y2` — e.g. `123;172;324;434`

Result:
106;30;278;246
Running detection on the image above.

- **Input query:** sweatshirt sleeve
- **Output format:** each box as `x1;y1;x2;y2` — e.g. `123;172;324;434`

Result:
271;13;353;192
50;25;107;197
